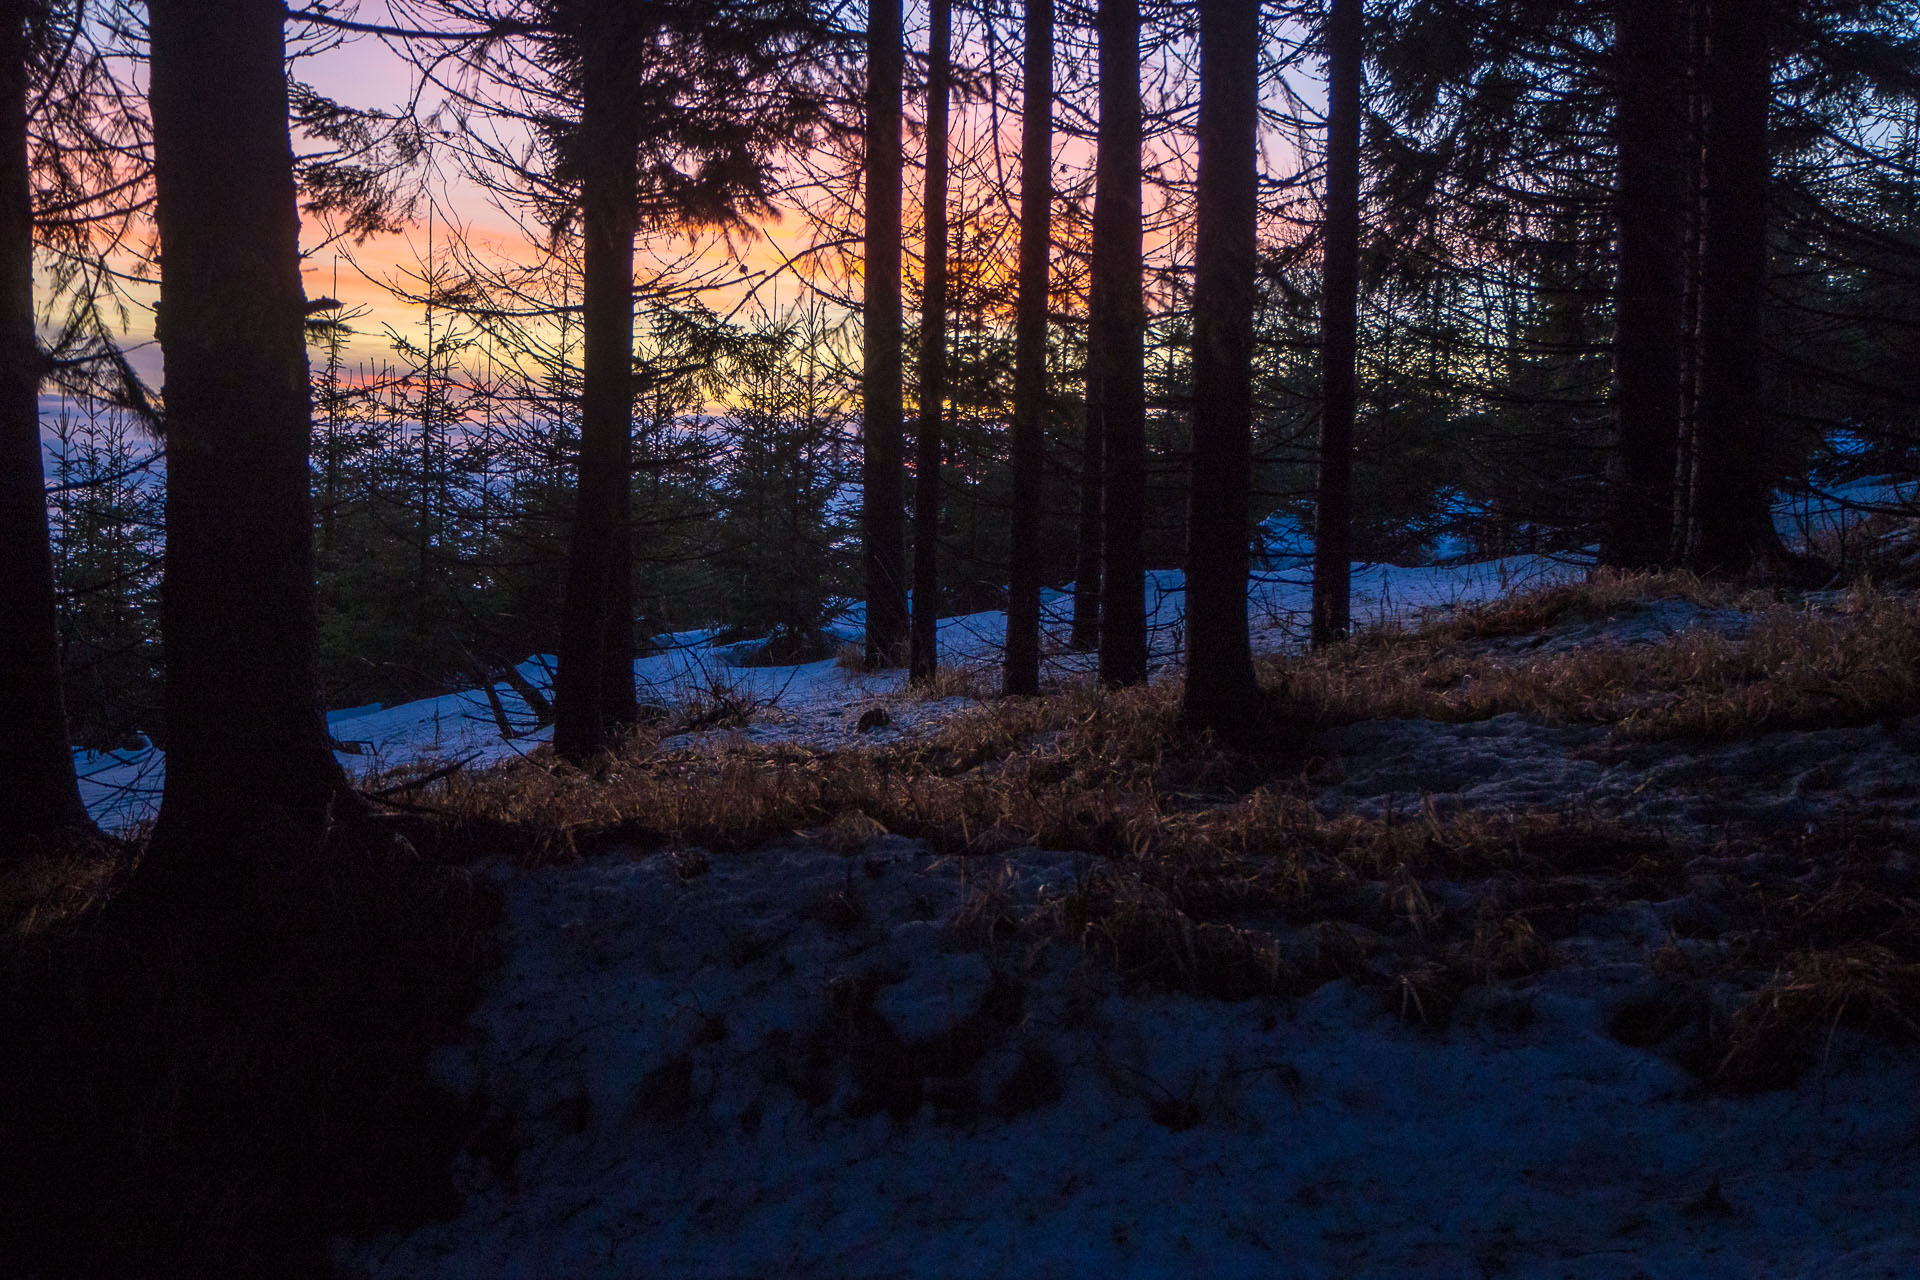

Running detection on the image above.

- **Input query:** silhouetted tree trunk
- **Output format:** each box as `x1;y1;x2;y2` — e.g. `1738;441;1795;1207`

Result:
1092;0;1146;687
0;0;91;845
1311;0;1360;646
1003;0;1052;697
909;0;950;686
1671;0;1709;558
1684;0;1785;575
1603;0;1686;570
863;0;908;668
146;0;346;861
553;0;642;762
1181;0;1261;739
1071;386;1100;653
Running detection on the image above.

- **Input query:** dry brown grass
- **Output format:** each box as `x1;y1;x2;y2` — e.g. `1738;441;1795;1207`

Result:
373;570;1920;1086
1715;946;1920;1091
1275;579;1920;742
1400;568;1774;645
0;831;136;948
903;660;999;702
390;674;1679;1032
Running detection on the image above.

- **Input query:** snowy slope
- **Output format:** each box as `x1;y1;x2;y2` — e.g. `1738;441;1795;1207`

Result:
339;845;1920;1279
332;581;1920;1278
76;551;1576;834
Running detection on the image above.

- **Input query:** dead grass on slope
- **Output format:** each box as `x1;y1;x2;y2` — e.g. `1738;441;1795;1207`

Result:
1406;568;1774;644
1277;579;1920;741
376;570;1920;1092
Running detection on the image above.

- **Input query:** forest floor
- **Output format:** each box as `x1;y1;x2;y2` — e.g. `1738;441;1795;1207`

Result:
332;570;1920;1279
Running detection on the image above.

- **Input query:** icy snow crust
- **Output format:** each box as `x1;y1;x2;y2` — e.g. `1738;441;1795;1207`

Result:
339;566;1920;1277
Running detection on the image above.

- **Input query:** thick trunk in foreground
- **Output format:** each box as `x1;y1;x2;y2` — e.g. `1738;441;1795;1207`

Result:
1092;0;1146;688
146;0;346;861
1683;0;1785;575
1180;0;1261;739
909;0;951;686
553;0;642;763
862;0;909;668
0;0;91;845
1602;0;1686;570
1311;0;1360;646
1003;0;1053;697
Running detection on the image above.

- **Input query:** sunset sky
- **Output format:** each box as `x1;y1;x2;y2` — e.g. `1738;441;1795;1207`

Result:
83;3;1301;397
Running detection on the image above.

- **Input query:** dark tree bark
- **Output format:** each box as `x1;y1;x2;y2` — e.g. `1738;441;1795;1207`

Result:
1070;388;1100;653
145;0;347;861
863;0;909;668
1602;0;1687;570
909;0;951;686
0;0;91;845
553;0;642;762
1683;0;1786;575
1180;0;1261;739
1003;0;1052;697
1311;0;1360;646
1671;0;1709;559
1092;0;1146;687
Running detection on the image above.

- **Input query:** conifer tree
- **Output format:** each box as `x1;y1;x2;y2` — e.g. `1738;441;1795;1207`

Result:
863;0;909;668
1181;0;1261;739
551;0;645;759
145;0;348;863
909;0;952;685
1312;0;1361;646
1091;0;1146;687
1602;0;1687;569
1003;0;1053;697
1684;0;1788;574
0;0;91;845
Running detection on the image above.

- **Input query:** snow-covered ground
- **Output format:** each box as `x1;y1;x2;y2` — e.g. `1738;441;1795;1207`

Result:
330;569;1920;1278
70;474;1920;833
76;551;1576;833
338;835;1920;1280
76;489;1920;1275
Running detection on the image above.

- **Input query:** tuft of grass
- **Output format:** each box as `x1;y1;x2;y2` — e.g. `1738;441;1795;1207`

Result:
0;826;498;1277
905;661;998;702
1714;945;1920;1092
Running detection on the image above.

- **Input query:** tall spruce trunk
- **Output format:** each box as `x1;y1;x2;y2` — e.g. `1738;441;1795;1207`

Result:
1092;0;1146;687
0;0;91;844
1670;0;1710;559
1003;0;1053;697
1603;0;1686;570
1683;0;1784;575
1311;0;1360;646
553;1;642;762
1180;0;1261;739
145;0;346;861
909;0;951;685
863;0;909;668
